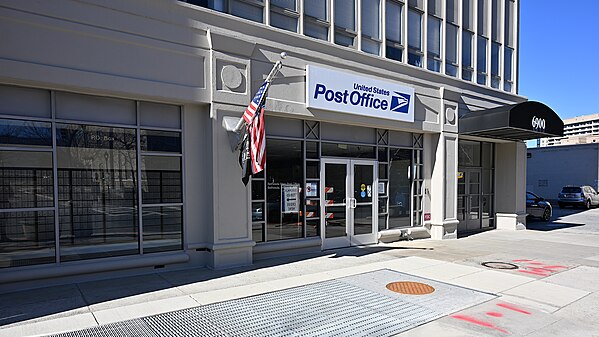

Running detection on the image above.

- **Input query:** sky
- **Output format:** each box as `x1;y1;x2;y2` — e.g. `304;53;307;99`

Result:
519;1;599;120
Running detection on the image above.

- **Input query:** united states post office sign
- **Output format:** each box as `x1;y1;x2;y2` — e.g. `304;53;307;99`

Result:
306;65;415;123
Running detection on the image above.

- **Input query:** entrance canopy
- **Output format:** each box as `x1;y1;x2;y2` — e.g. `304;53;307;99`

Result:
459;101;564;141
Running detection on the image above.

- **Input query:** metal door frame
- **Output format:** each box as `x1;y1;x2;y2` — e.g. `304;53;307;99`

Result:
320;158;378;250
458;168;483;231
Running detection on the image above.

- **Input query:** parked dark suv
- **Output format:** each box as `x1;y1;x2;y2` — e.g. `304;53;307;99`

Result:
558;185;599;209
526;192;552;221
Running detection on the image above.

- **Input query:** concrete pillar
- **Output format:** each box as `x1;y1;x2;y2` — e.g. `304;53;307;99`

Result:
495;142;527;230
427;133;459;239
208;106;255;268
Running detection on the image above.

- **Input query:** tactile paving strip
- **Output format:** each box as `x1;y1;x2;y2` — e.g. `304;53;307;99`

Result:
51;269;495;337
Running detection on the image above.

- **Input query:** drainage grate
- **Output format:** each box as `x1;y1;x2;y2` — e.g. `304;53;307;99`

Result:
386;281;435;295
51;269;494;337
481;261;519;270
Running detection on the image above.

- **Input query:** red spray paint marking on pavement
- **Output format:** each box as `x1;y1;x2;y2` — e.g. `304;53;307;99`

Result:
541;265;567;269
486;312;504;317
518;269;551;276
451;315;509;334
496;302;532;315
526;261;544;265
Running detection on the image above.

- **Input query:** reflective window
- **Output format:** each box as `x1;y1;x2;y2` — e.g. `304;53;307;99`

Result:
388;148;411;228
270;0;298;32
491;42;501;89
0;151;54;209
361;0;381;55
141;130;182;153
407;9;423;67
321;143;376;158
57;124;139;262
446;23;458;77
463;0;473;30
230;0;264;23
427;16;441;72
142;206;182;253
0;210;55;268
504;47;514;92
0;119;52;148
477;35;488;85
385;0;403;61
477;0;488;36
304;0;329;40
491;0;500;41
0;87;184;268
141;156;182;204
266;139;303;241
446;0;458;23
334;0;357;47
462;30;474;81
505;0;515;47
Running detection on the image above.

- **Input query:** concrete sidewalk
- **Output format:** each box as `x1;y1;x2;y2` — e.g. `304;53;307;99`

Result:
2;208;599;336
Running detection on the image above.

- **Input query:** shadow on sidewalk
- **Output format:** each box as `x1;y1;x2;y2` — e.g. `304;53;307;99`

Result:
0;244;424;327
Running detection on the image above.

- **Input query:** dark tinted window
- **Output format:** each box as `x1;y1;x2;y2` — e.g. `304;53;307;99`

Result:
561;187;582;193
141;130;182;153
0;119;52;147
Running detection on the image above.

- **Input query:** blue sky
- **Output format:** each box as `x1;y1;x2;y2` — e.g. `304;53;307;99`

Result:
519;1;599;120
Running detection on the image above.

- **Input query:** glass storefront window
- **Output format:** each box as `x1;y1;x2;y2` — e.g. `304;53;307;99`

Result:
56;124;139;261
0;119;52;148
388;148;412;228
266;139;303;241
0;88;184;269
321;143;376;158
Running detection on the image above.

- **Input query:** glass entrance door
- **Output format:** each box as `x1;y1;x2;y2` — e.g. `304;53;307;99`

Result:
321;159;377;249
457;168;482;232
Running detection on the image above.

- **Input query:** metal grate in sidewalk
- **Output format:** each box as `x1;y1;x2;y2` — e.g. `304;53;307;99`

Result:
51;269;495;337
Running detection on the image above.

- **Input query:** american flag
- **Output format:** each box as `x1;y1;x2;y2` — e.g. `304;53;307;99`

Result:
249;107;266;174
243;81;270;124
239;81;269;181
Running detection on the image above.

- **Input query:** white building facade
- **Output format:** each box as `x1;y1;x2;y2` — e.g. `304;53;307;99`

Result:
541;113;599;147
0;0;563;290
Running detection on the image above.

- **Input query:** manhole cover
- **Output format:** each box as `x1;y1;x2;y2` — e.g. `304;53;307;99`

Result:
481;261;519;270
386;281;435;295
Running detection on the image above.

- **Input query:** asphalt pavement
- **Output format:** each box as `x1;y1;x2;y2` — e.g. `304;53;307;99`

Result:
1;207;599;336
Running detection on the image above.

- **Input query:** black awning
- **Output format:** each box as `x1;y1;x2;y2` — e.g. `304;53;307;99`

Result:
459;101;564;141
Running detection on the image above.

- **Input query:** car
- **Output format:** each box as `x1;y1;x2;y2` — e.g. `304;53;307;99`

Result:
526;192;552;221
557;185;599;209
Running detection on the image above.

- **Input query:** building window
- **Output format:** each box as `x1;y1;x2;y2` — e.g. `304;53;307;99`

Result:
140;131;183;253
361;0;381;55
427;15;442;72
265;139;304;241
504;46;513;92
270;0;298;32
407;8;423;67
462;30;474;81
477;0;488;37
385;0;403;61
446;0;458;24
56;124;139;262
0;86;183;269
505;0;515;47
229;0;264;23
491;42;501;89
334;0;357;48
477;35;488;85
304;0;329;40
446;23;458;77
378;146;423;230
463;0;473;30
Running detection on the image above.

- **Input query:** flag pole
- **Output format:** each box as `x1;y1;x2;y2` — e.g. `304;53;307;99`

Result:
232;53;286;134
